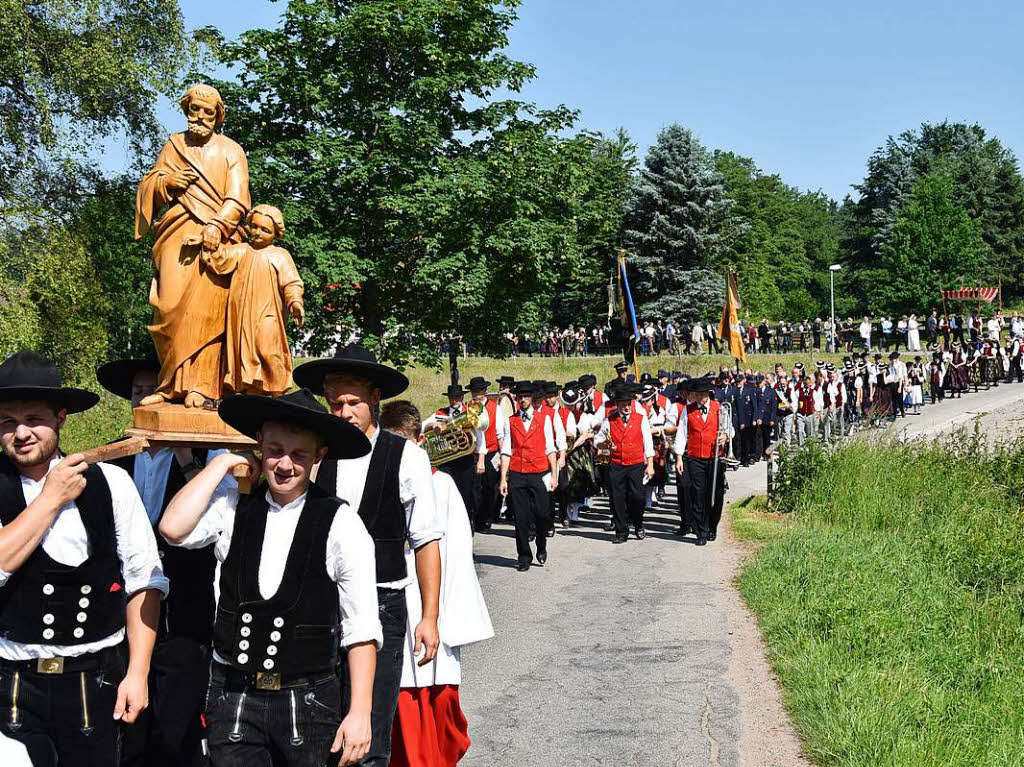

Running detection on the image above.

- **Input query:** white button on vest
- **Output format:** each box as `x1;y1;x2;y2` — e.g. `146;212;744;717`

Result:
42;584;54;595
270;631;281;642
238;640;250;651
240;626;251;637
73;627;85;639
237;653;249;664
273;617;284;628
242;613;253;624
80;585;92;595
79;598;89;609
76;612;87;623
263;659;274;670
266;645;277;656
42;614;54;625
42;628;54;640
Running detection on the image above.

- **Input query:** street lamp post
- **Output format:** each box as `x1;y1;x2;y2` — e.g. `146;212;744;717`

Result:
829;264;842;352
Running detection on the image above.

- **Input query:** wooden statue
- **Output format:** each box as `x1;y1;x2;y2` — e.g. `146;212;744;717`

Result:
134;83;251;408
204;205;305;397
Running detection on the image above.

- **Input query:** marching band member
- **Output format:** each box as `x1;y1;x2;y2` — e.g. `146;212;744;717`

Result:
673;377;726;545
640;384;667;510
0;351;167;766
424;385;487;529
499;382;557;572
594;382;654;544
468;377;504;532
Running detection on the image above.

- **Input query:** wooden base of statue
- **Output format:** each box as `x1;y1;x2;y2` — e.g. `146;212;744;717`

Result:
78;403;258;493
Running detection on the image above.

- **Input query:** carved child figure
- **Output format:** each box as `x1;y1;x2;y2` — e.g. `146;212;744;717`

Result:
205;204;304;396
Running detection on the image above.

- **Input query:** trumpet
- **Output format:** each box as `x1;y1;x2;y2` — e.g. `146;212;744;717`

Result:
424;401;482;467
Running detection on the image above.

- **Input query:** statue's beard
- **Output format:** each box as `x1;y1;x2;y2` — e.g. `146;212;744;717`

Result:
187;120;214;140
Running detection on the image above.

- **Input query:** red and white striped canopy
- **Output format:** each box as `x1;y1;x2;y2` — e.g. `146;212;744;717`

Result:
941;287;1000;303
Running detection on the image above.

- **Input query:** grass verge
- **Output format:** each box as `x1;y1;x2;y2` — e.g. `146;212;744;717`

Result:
735;436;1024;766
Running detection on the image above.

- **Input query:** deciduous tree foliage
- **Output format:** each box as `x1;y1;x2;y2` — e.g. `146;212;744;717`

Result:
865;173;988;317
0;0;190;211
206;0;629;365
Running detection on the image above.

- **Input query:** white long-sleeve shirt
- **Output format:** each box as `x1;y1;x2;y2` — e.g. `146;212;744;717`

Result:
499;406;556;457
332;428;443;590
173;487;383;652
0;459;168;661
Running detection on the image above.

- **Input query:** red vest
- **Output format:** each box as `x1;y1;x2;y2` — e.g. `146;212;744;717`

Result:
591;390;604;410
481;398;499;453
685;400;720;459
508;411;549;474
608;412;646;466
798;386;815;415
555;405;571;431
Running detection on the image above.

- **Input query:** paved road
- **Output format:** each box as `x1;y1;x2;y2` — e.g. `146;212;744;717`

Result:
459;383;1024;766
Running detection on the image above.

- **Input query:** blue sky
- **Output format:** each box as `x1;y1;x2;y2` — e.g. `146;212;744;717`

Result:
149;0;1024;201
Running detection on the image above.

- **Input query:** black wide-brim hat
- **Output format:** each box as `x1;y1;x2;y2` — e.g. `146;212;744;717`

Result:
561;384;584;407
468;376;491;391
293;343;409;399
444;384;466;397
0;350;99;414
218;389;370;460
687;375;717;393
96;356;161;401
511;381;537;397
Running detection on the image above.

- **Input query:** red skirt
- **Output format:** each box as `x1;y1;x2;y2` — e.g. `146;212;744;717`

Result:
389;685;470;767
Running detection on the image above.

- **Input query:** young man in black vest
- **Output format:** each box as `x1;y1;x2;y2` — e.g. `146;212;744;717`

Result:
294;344;441;767
160;389;380;766
96;354;215;766
0;350;166;766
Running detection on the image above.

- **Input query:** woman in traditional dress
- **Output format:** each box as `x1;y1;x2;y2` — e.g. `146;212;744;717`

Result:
907;314;921;352
949;342;969;397
908;356;925;414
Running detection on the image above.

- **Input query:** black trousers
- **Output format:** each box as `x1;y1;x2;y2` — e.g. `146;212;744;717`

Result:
207;664;342;767
889;384;905;417
121;637;209;767
475;451;501;525
739;425;756;463
340;587;406;767
1008;357;1023;383
508;471;550;562
759;423;774;455
607;463;645;535
439;455;476;527
675;464;692;528
685;456;724;539
552;466;569;521
0;647;125;767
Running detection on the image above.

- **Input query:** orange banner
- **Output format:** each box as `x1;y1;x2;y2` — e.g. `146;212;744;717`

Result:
718;269;747;364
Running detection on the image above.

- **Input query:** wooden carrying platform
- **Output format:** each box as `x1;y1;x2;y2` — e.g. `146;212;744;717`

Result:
78;403;258;491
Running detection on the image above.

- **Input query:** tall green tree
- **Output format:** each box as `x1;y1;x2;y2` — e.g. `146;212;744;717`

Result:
866;172;988;316
624;124;737;320
206;0;620;364
0;0;191;212
842;121;1024;309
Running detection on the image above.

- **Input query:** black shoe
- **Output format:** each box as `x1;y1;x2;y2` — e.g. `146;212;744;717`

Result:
708;532;717;541
537;550;547;565
516;559;531;572
605;520;616;532
695;537;708;546
635;527;646;540
612;535;628;544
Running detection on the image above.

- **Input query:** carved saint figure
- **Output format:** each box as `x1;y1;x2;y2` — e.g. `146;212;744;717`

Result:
134;83;251;408
205;205;305;396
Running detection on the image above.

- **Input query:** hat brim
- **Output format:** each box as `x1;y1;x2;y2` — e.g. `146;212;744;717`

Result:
96;359;160;400
293;359;409;399
0;386;99;414
218;395;371;460
468;380;491;390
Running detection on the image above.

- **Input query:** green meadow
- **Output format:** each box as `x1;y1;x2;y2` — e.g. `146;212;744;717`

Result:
734;436;1024;766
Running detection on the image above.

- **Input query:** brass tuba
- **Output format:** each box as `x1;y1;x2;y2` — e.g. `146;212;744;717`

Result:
424;401;483;467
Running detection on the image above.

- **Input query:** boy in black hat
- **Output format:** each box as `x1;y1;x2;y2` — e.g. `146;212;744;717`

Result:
293;344;441;767
160;389;380;766
97;353;215;766
499;382;557;570
425;384;486;529
0;350;167;766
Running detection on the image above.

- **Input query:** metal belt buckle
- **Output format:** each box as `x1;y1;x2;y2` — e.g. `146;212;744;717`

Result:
255;672;281;691
37;657;64;674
